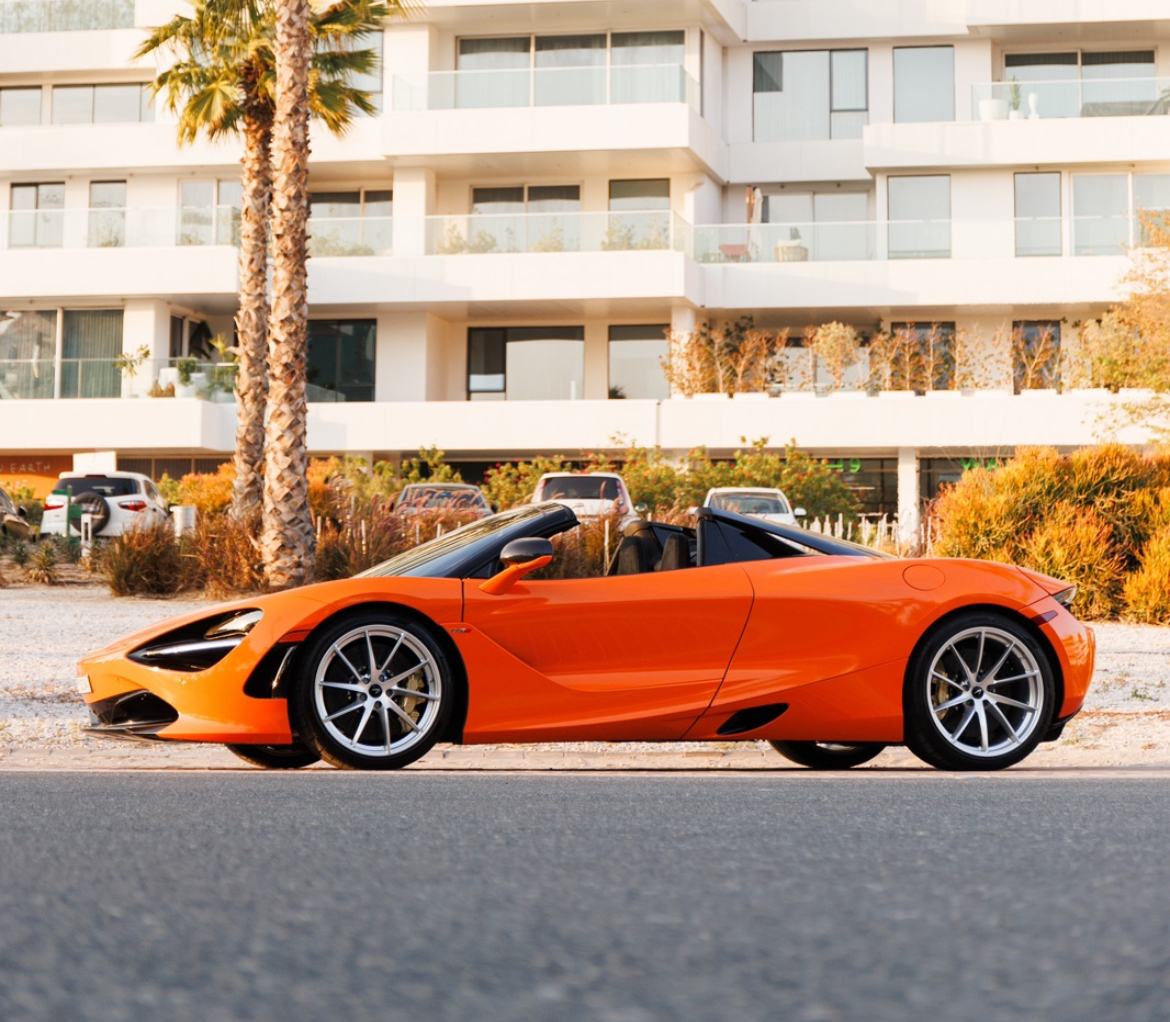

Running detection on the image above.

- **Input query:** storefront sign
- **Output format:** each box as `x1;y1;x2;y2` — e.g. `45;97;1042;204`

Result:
0;456;72;499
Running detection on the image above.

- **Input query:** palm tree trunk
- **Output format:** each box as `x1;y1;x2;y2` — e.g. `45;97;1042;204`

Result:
262;0;315;588
230;105;273;519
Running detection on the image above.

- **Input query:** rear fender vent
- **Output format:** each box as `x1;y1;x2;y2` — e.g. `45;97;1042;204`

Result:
716;703;789;736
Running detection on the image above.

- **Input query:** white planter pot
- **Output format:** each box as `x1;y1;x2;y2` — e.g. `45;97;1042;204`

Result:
1009;109;1025;120
877;390;917;399
978;98;1008;121
175;383;197;398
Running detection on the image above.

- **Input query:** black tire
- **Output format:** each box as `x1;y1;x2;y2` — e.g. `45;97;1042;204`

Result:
904;611;1055;771
226;742;321;769
768;740;885;769
291;610;455;771
71;491;111;534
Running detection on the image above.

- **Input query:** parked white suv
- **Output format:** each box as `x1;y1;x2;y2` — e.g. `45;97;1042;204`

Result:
703;487;805;526
533;472;640;526
40;472;170;538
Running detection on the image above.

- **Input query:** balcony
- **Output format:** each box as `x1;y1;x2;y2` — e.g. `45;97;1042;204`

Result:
0;358;237;401
384;65;725;178
423;211;680;256
971;77;1170;121
0;0;133;32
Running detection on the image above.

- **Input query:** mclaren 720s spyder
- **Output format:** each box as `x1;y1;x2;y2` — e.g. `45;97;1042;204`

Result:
78;502;1095;772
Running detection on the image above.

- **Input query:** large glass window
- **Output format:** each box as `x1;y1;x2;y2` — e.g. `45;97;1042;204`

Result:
1004;50;1157;118
535;34;606;106
611;31;686;103
51;84;152;125
1014;173;1061;257
888;322;956;391
88;181;126;249
1072;174;1128;255
0;310;57;400
1012;321;1061;392
609;325;668;400
888;176;950;259
606;180;671;250
307;320;376;402
753;49;867;141
456;37;530;108
893;47;954;122
178;180;241;246
467;326;584;401
60;310;123;399
764;191;871;260
308;189;392;256
9;183;64;249
469;185;580;252
0;87;41;126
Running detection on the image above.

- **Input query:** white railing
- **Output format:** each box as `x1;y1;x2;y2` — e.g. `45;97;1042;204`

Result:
392;63;700;114
425;211;684;255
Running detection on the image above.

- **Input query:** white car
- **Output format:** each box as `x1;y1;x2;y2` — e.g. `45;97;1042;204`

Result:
40;471;170;538
703;487;805;526
532;472;641;525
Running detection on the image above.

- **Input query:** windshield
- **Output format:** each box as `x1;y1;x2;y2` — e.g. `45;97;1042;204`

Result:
536;477;618;501
398;487;488;511
57;476;138;497
709;492;791;515
358;504;559;578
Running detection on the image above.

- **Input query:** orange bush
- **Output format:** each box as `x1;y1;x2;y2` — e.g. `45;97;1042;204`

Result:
1123;527;1170;624
1019;505;1125;620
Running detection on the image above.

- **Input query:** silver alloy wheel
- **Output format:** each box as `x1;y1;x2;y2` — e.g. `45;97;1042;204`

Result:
925;625;1045;758
312;624;443;758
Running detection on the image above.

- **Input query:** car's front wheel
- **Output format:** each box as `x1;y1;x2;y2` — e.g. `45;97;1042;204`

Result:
768;741;885;769
225;742;321;769
291;611;454;770
904;612;1055;771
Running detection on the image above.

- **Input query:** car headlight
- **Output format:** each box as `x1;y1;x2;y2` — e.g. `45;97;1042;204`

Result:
129;609;263;672
1052;586;1077;610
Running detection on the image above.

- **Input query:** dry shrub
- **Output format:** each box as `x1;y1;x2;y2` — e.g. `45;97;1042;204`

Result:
97;524;190;597
192;513;264;597
1020;505;1124;620
25;543;58;585
1123;527;1170;624
170;463;236;517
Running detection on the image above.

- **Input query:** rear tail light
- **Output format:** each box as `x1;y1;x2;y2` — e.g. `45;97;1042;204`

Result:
43;496;64;510
120;500;147;512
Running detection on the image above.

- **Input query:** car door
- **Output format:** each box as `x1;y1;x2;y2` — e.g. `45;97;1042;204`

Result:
460;563;754;742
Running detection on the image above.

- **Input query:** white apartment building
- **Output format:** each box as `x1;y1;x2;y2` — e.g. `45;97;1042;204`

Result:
0;0;1165;526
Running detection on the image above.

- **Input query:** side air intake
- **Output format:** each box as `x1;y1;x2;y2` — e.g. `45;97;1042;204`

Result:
716;703;789;736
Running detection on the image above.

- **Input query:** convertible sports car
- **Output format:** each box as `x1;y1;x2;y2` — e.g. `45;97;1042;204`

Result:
78;502;1094;771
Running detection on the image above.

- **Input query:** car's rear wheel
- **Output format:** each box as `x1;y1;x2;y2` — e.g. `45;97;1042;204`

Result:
768;741;885;769
225;742;321;769
905;612;1055;771
291;611;454;771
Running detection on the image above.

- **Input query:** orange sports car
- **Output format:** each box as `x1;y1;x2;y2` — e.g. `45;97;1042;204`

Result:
78;503;1094;771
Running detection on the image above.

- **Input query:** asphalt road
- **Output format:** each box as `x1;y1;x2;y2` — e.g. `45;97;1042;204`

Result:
0;773;1166;1022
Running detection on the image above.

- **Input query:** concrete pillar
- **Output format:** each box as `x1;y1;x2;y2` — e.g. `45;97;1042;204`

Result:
392;167;436;257
897;446;921;550
583;320;609;400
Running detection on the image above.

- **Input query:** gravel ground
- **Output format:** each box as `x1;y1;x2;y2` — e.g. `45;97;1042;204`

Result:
0;583;1167;770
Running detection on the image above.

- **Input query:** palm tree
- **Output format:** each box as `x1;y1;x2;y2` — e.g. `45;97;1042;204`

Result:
137;0;397;525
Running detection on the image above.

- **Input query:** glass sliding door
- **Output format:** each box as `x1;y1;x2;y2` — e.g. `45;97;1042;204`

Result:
888;176;950;258
535;34;605;106
456;37;530;109
88;181;126;248
609;325;668;399
1014;173;1061;256
1082;50;1156;113
527;185;580;252
0;87;41;125
505;327;584;400
0;309;57;400
1003;53;1078;118
306;319;376;402
607;179;670;250
9;183;64;248
611;31;685;104
1072;174;1128;255
893;47;954;122
60;310;123;398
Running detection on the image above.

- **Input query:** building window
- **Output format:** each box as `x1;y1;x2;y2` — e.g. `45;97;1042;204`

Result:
178;179;242;246
60;310;124;399
88;181;126;248
753;49;867;141
308;189;393;256
606;179;671;250
467;326;585;401
169;316;186;359
307;319;376;402
1135;174;1170;243
535;34;607;106
888;322;956;391
609;325;668;400
1072;174;1127;255
764;191;871;260
50;84;152;125
0;309;57;400
893;46;954;122
463;185;581;252
1004;50;1155;118
0;87;41;126
887;176;950;259
1012;321;1061;392
9;183;64;248
1014;173;1061;257
610;31;686;103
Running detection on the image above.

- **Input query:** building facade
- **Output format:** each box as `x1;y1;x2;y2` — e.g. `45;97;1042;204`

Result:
0;0;1164;526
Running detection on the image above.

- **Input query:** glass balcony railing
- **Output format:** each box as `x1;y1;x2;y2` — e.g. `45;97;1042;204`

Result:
425;211;682;255
694;222;878;263
392;64;700;114
0;0;134;33
0;207;241;250
971;77;1170;120
308;217;393;257
0;358;239;401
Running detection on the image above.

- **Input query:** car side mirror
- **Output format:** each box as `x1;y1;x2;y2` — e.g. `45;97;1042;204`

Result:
17;506;27;518
634;502;648;515
479;537;555;596
490;502;500;513
794;507;807;518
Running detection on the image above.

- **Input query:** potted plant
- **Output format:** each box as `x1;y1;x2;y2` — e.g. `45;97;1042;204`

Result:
1008;77;1025;120
978;86;1008;121
175;357;198;398
113;344;151;396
